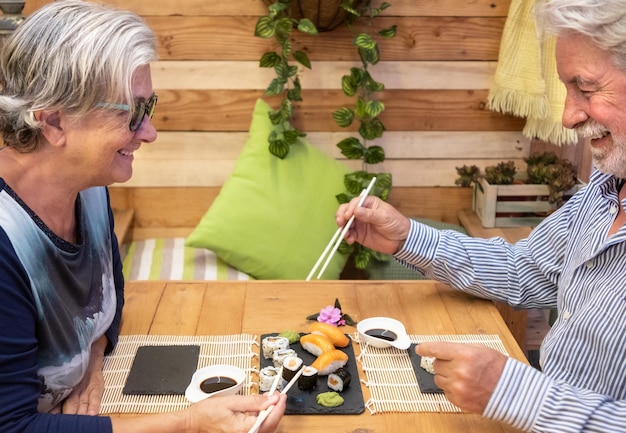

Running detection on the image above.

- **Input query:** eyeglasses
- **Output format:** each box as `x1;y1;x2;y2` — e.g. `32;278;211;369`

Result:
96;93;158;131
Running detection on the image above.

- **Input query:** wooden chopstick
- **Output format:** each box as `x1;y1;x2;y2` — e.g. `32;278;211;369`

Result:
247;367;303;433
312;177;377;280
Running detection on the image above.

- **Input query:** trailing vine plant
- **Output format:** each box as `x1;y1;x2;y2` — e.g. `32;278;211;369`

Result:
334;1;397;270
254;1;318;158
255;0;397;271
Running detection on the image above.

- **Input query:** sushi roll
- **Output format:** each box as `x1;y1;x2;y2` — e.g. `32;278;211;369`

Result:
300;333;334;357
297;366;318;391
420;355;436;374
262;336;290;359
311;349;348;376
272;348;297;367
259;366;283;392
327;367;351;392
281;355;304;382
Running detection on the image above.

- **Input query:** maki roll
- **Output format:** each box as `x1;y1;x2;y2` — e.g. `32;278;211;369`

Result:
297;366;318;391
281;355;304;382
272;348;297;367
327;367;351;392
259;366;283;392
262;336;290;359
420;355;436;375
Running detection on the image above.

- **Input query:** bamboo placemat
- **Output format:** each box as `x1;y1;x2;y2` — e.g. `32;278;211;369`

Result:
356;334;508;414
100;334;257;414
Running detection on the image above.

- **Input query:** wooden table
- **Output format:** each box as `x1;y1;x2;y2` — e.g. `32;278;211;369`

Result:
113;280;526;433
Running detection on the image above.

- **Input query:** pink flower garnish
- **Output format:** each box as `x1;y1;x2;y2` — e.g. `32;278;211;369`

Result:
317;306;343;326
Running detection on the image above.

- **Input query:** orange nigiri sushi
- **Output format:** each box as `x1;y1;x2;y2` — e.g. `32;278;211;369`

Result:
311;349;348;375
300;333;335;356
309;322;350;348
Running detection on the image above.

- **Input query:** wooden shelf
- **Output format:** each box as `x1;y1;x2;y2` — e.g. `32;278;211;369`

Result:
112;208;134;244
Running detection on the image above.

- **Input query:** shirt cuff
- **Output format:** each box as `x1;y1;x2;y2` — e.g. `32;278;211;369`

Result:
394;219;440;268
484;357;552;431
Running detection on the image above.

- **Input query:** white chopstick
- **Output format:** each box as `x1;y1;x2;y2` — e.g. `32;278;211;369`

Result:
247;368;304;433
307;176;377;281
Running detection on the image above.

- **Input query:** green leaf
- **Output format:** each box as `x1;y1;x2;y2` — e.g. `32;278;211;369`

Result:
358;45;380;65
335;192;352;205
336;137;364;159
293;50;312;69
379;25;397;39
254;16;275;38
359;118;385;140
363;145;385;164
287;86;303;102
268;108;284;125
341;75;358;97
264;78;284;96
287;64;299;77
334;298;342;309
268;2;288;16
379;2;392;11
332;107;355;128
365;100;385;117
259;52;281;68
297;18;319;35
337;239;354;254
355;96;367;119
354;249;371;269
355;33;376;50
269;138;290;159
306;313;320;321
342;313;357;326
366;76;385;92
275;62;289;80
283;129;304;143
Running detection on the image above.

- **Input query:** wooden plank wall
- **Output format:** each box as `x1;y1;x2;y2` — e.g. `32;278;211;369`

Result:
25;0;528;190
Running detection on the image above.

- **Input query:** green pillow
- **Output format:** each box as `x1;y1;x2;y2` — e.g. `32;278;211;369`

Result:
185;99;350;280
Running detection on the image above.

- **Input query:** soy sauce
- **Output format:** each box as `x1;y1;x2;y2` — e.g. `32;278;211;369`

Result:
365;328;398;342
200;376;237;394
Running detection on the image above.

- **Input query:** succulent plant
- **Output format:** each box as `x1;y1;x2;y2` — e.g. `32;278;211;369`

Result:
455;164;480;187
525;151;577;205
484;161;517;185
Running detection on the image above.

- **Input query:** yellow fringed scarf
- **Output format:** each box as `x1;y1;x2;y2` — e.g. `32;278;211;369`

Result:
487;0;578;146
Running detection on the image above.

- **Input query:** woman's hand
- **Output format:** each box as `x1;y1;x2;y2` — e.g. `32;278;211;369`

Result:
186;392;287;433
62;335;108;415
335;196;411;255
415;341;507;414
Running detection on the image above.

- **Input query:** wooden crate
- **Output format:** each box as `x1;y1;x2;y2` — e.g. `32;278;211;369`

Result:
473;177;584;228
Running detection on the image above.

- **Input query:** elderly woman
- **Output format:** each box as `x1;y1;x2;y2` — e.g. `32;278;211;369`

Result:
0;2;285;433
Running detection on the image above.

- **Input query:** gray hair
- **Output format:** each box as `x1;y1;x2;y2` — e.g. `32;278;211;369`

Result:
0;0;158;152
535;0;626;71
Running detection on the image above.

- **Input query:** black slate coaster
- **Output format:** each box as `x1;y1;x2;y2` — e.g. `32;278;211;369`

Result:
407;343;443;394
123;345;200;395
260;333;365;415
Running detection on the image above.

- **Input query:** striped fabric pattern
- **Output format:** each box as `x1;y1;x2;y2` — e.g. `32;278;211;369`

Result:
395;170;626;432
121;238;250;281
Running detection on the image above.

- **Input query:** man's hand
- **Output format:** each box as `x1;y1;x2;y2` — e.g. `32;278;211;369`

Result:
416;341;507;414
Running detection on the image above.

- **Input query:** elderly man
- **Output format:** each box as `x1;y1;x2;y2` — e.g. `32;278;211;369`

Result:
335;1;626;431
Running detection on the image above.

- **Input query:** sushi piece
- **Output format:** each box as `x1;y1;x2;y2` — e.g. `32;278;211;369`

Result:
259;366;283;392
300;333;334;357
272;348;297;367
281;355;304;382
420;355;436;375
327;367;351;392
297;366;318;391
262;336;290;359
309;322;350;348
311;349;348;376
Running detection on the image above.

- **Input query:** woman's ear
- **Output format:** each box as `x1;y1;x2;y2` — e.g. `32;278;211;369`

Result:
37;110;66;147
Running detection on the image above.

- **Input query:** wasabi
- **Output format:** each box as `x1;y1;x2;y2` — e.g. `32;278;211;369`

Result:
316;391;344;408
278;330;300;344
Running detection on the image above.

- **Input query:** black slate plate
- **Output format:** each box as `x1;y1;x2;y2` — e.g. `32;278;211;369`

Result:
123;345;200;395
260;333;364;415
407;343;443;394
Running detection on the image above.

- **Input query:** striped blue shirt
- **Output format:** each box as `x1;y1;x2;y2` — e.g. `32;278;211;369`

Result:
395;170;626;432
